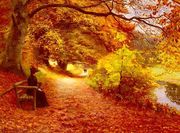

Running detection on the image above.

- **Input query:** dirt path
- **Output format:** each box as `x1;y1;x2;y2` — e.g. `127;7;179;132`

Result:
0;68;180;132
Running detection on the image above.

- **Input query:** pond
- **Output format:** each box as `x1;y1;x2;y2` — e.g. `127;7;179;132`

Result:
154;86;180;111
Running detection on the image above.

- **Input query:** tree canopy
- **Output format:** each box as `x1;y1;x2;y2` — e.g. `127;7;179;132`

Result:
0;0;179;71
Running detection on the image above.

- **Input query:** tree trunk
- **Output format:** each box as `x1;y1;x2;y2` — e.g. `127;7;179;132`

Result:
2;0;28;71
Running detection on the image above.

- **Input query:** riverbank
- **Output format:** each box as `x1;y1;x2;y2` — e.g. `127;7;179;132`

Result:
148;65;180;113
1;68;180;132
154;87;180;111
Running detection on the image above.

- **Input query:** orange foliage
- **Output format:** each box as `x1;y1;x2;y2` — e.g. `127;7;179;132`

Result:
0;70;180;132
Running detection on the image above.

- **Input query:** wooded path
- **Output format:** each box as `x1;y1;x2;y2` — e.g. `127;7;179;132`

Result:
0;68;180;132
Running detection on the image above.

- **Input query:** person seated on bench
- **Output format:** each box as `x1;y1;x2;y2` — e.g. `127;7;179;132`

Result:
27;66;49;107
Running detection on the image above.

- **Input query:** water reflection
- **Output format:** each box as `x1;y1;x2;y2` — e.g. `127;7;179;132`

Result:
154;87;180;110
166;82;180;104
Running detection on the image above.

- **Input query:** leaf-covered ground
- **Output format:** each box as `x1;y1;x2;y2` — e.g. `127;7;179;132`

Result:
0;69;180;132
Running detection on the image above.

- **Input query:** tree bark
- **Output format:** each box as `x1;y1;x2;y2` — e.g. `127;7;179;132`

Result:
1;0;165;72
2;0;28;71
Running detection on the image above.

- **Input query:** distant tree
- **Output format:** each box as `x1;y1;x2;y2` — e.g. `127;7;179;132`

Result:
0;0;178;72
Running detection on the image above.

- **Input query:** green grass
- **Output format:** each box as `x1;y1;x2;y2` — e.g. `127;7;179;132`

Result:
149;65;180;85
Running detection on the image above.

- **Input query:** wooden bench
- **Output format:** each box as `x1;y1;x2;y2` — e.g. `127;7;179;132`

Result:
14;80;39;110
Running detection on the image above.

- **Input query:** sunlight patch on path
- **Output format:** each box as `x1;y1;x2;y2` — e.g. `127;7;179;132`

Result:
38;66;89;94
55;77;88;95
58;77;78;85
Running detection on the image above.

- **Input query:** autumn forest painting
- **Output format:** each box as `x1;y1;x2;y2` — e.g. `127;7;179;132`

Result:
0;0;180;132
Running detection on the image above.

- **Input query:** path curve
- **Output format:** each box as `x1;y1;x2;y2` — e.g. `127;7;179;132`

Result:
42;68;180;132
0;68;180;132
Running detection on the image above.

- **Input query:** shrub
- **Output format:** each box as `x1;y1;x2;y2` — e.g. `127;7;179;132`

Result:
87;46;154;106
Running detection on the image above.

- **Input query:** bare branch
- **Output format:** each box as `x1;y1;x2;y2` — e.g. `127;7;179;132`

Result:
28;3;164;31
28;4;111;18
134;18;164;30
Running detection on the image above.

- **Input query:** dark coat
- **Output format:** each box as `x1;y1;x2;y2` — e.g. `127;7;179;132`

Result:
27;74;49;107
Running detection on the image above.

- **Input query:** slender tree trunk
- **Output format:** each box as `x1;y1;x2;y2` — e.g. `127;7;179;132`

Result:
118;46;125;88
2;0;28;71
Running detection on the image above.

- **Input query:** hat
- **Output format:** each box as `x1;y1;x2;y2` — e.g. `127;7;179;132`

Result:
30;66;39;74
